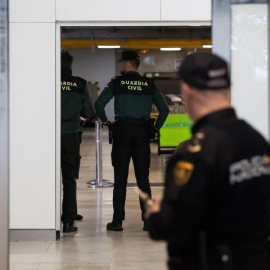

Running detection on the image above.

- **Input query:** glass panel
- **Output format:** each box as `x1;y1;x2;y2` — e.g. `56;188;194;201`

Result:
231;4;269;139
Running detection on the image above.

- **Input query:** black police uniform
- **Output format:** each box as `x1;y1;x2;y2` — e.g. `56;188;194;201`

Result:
61;65;94;228
94;51;169;229
149;108;270;270
148;53;270;270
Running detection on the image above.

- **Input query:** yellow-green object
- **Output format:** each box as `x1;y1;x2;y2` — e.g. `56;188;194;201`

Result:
160;114;193;147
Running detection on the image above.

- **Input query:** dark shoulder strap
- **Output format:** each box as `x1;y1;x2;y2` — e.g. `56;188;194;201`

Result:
111;76;122;81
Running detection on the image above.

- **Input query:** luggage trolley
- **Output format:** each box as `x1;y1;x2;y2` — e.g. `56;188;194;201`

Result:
158;114;193;155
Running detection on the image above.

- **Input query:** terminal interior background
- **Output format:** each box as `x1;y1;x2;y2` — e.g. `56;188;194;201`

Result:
1;0;269;269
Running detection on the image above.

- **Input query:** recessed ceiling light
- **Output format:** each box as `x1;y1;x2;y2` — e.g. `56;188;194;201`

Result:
160;48;181;51
98;45;121;49
203;45;213;49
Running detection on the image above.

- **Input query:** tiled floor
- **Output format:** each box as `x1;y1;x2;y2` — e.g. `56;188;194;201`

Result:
10;127;169;270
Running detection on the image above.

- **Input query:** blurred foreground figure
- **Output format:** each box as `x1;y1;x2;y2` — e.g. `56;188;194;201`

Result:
147;53;270;270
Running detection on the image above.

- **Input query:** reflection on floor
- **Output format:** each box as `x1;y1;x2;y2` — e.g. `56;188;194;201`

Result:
10;128;169;270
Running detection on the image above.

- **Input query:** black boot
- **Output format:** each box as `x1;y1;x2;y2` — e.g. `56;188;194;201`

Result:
107;220;123;231
63;223;78;233
61;214;83;222
143;220;149;231
74;214;83;220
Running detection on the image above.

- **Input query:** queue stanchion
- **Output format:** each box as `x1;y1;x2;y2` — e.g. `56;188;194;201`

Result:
87;121;113;188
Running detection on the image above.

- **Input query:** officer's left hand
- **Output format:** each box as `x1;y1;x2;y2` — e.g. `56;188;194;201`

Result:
144;195;163;219
103;121;115;126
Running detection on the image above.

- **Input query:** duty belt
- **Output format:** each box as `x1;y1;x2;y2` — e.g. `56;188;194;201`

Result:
116;119;147;125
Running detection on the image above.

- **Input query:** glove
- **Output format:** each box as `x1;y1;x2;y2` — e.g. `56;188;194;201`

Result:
149;128;159;141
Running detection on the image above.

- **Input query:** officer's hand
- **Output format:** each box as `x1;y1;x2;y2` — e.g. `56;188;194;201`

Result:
144;195;163;219
149;128;159;141
103;120;115;126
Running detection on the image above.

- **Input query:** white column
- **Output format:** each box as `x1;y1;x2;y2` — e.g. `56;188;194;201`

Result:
9;0;56;240
231;4;269;139
0;0;9;268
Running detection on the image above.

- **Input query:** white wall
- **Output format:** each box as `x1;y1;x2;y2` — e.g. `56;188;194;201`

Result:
9;23;56;229
56;0;211;22
68;48;116;120
161;0;211;21
231;4;269;139
10;0;55;23
9;0;56;230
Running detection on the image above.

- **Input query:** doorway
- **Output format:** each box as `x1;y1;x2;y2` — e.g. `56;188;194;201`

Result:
56;22;212;236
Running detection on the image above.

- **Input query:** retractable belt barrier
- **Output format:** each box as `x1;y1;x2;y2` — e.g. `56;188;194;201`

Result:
87;121;113;188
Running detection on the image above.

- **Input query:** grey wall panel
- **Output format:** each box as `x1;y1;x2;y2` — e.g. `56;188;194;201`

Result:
68;48;116;121
0;0;9;269
212;0;231;65
10;230;56;242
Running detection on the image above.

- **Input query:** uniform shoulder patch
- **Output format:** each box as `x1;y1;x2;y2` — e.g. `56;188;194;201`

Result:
173;161;194;186
187;132;205;153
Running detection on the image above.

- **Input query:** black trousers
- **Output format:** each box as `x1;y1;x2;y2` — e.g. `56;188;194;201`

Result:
61;133;80;223
111;120;152;221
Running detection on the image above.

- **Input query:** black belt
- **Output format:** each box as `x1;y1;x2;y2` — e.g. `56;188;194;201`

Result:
116;119;147;125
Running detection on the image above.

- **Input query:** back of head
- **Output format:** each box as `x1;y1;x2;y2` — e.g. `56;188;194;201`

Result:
61;48;74;68
116;51;141;72
179;52;231;91
178;53;231;121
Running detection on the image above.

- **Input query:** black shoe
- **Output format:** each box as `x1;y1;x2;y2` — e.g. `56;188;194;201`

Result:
143;220;149;231
63;223;78;233
107;220;123;231
74;214;83;220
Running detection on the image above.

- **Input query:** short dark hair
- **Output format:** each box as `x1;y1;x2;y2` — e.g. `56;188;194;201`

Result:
61;48;74;68
129;59;140;69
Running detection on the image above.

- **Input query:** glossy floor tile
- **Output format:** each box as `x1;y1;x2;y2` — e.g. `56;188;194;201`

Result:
10;128;169;270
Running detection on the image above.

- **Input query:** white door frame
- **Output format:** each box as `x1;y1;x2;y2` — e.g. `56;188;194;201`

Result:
55;20;211;235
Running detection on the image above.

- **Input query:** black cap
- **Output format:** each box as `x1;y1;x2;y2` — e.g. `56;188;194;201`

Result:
116;51;140;62
179;52;230;90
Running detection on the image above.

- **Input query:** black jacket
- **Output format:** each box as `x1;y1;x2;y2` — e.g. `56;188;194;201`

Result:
149;108;270;269
61;67;94;134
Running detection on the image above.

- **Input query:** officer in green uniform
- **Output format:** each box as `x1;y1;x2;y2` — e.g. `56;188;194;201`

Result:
61;49;94;233
94;51;169;231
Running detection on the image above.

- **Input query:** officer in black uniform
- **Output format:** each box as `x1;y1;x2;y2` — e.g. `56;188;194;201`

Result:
94;51;169;231
146;53;270;270
61;49;94;232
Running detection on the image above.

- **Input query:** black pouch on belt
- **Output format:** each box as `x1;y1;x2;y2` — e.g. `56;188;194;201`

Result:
78;119;85;144
147;118;156;140
76;155;81;179
108;121;115;144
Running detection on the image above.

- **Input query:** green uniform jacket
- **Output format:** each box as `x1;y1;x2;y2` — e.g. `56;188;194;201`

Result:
61;67;94;134
94;71;169;129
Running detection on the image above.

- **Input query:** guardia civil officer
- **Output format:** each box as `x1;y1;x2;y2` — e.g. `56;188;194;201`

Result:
61;49;94;232
146;53;270;270
94;51;169;231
